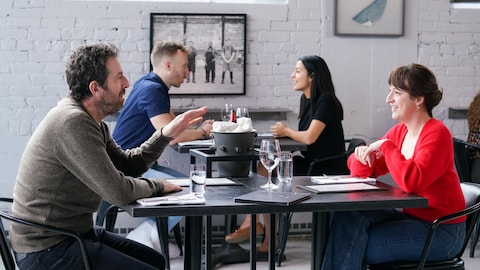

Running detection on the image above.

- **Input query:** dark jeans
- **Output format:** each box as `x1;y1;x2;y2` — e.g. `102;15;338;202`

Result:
15;226;165;270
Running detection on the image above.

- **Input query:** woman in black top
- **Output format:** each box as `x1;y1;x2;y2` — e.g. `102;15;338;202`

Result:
225;55;346;253
271;55;346;175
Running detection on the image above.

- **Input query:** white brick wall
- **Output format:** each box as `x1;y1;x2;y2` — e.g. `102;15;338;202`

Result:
0;0;479;199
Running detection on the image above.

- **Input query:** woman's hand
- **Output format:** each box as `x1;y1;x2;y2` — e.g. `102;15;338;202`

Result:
354;139;388;167
270;122;288;137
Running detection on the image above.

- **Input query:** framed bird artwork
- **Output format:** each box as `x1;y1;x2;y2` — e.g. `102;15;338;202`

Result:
335;0;404;37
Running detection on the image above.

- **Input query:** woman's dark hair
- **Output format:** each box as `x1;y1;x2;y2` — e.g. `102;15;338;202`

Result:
66;43;119;102
388;63;443;117
298;55;343;121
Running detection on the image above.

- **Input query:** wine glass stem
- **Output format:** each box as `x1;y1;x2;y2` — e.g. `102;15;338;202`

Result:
268;169;272;184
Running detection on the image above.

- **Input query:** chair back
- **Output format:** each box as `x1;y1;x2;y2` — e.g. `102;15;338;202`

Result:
454;138;472;182
346;138;367;153
0;197;91;270
0;198;16;270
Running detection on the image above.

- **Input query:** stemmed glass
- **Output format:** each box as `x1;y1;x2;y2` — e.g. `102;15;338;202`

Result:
236;107;249;118
259;139;281;190
221;104;234;122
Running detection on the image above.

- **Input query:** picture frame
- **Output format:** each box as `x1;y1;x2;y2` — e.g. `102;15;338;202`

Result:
150;13;247;96
335;0;404;37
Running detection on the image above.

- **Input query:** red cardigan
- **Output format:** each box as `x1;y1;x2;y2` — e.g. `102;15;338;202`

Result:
348;119;465;224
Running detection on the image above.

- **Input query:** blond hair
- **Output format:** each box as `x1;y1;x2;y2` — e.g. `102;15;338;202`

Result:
150;41;190;67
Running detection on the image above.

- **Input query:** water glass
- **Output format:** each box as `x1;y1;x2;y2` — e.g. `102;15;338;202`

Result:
190;164;206;195
277;152;293;183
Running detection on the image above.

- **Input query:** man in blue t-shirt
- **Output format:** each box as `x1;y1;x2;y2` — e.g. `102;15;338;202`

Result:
113;40;213;150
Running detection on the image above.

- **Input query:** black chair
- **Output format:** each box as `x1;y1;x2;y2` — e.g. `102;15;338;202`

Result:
453;137;479;183
0;198;91;270
275;138;367;266
307;138;367;176
452;137;480;257
367;182;480;270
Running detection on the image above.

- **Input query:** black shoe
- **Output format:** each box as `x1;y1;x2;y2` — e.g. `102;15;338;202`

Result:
221;80;224;84
231;81;234;84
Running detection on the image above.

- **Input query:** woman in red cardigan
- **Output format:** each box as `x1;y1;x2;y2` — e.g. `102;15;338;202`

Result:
321;64;466;270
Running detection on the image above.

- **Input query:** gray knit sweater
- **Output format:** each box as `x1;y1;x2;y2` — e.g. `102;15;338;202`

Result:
11;97;170;253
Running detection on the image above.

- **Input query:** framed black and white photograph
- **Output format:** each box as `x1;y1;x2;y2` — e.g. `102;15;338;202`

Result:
335;0;404;37
150;13;246;96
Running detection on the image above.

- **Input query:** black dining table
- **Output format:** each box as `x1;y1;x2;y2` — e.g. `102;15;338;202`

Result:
172;134;307;154
123;174;427;270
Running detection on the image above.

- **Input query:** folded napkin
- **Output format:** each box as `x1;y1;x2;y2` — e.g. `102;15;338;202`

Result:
137;193;206;206
212;117;254;133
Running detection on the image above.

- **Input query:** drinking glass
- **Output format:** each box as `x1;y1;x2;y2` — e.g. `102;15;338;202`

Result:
190;164;206;195
277;152;293;183
236;107;250;118
221;104;234;122
259;139;281;190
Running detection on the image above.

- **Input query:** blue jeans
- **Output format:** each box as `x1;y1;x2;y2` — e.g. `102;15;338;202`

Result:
15;226;165;270
321;209;465;270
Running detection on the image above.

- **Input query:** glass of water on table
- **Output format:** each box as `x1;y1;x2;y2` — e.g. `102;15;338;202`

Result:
190;164;206;196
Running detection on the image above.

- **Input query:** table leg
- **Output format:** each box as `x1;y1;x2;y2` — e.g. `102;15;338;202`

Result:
268;213;276;270
250;214;257;270
205;215;212;270
311;212;329;270
155;217;170;270
185;215;203;270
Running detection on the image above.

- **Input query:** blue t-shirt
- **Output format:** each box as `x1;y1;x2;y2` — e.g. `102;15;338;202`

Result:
112;72;170;150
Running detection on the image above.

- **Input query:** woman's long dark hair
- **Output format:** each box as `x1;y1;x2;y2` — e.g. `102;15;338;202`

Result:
298;55;343;121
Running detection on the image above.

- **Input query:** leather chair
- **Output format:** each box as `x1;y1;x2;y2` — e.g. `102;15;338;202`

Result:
276;138;366;266
0;198;91;270
367;182;480;270
452;137;480;257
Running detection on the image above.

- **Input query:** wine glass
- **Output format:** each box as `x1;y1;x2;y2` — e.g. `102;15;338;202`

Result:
259;139;281;190
221;104;234;121
236;107;250;118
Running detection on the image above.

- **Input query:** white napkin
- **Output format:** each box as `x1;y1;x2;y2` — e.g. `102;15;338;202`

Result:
212;118;254;133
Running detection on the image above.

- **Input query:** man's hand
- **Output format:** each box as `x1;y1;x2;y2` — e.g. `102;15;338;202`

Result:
162;107;208;138
161;180;183;193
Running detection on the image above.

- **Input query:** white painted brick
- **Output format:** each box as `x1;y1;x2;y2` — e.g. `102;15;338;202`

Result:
451;9;480;24
271;21;296;31
446;66;475;77
291;31;320;43
297;20;321;32
288;9;311;21
258;31;290;42
11;86;43;98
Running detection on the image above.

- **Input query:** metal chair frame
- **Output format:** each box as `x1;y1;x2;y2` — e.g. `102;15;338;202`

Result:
0;198;91;270
367;182;480;270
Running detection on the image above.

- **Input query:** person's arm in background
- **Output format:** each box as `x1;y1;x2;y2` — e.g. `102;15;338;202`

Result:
271;119;325;145
271;94;333;145
150;108;213;144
